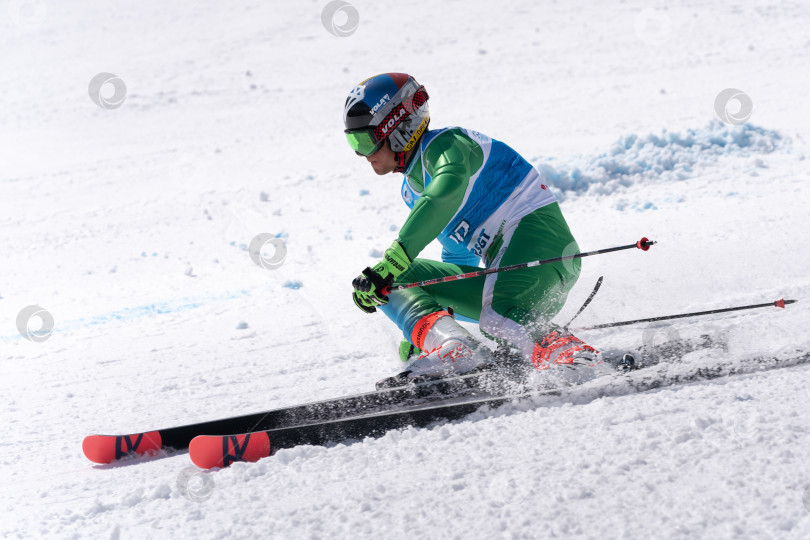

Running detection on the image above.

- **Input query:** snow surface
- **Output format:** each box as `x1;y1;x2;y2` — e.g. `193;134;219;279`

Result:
2;0;810;538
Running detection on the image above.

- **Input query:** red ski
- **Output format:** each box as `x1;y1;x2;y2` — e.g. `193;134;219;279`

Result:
187;389;552;469
189;432;272;469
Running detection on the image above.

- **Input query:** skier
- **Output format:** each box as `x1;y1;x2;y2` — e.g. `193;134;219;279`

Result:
344;73;603;387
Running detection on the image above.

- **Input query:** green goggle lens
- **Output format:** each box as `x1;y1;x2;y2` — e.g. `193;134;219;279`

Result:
345;130;382;157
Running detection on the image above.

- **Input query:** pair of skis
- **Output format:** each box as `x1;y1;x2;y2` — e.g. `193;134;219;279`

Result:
83;331;804;470
82;368;515;469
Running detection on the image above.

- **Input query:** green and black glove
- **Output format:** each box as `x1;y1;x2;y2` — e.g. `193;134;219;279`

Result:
352;240;411;313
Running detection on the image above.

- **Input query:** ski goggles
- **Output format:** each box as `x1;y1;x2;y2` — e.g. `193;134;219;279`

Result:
344;127;384;157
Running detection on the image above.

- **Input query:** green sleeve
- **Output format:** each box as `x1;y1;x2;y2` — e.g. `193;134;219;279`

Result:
397;129;484;259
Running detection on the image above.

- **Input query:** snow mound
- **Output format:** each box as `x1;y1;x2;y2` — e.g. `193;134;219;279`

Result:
535;121;785;198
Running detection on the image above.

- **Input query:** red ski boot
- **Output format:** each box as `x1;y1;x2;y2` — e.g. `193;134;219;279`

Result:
531;329;607;384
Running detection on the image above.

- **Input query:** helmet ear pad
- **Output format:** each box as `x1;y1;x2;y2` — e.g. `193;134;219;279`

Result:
389;112;430;153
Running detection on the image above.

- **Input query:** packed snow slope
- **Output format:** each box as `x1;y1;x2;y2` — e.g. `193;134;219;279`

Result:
2;0;810;538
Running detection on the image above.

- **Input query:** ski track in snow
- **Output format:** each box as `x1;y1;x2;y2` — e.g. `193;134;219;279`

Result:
2;0;810;538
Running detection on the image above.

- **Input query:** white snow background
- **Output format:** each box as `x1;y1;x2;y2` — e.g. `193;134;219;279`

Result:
2;0;810;538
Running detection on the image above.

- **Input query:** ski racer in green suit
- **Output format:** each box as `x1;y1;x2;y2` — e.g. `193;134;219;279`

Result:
344;73;602;388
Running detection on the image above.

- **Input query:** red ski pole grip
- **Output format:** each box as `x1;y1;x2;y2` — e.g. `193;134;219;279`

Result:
636;237;653;251
381;285;392;296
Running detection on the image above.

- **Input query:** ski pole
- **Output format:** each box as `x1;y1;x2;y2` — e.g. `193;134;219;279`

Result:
563;276;604;330
382;237;655;294
572;298;797;331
